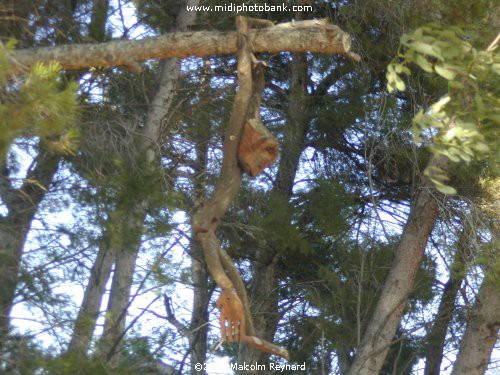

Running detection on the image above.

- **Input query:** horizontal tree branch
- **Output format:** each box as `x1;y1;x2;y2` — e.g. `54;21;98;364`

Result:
5;19;359;75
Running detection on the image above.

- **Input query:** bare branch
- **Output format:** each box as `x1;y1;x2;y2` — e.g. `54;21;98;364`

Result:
164;295;189;336
5;20;359;76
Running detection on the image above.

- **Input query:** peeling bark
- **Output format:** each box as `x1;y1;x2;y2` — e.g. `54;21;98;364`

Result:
192;16;290;361
237;47;311;369
6;19;358;76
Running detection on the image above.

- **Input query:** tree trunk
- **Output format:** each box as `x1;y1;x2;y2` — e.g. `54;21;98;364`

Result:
0;0;83;352
347;158;447;375
63;0;121;358
424;268;463;375
99;204;146;363
337;347;352;375
88;0;109;42
66;234;115;356
68;199;146;361
274;52;310;197
424;228;471;375
0;148;59;351
189;124;210;375
451;272;500;375
189;237;210;375
91;56;178;358
97;0;199;364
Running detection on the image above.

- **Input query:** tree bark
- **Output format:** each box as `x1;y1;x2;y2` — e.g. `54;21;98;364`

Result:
98;204;147;363
188;127;210;374
88;0;110;42
0;147;59;351
63;0;118;358
98;56;187;364
97;0;199;364
347;157;447;375
0;0;83;353
424;266;463;375
66;233;115;355
338;347;353;375
189;237;210;374
6;19;358;75
274;52;310;197
451;272;500;375
424;228;470;375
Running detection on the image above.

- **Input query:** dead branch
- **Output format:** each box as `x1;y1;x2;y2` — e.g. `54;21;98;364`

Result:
4;19;359;76
192;16;289;360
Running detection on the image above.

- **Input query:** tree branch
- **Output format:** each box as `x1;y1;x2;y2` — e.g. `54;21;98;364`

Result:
192;16;289;361
164;295;189;336
5;20;359;76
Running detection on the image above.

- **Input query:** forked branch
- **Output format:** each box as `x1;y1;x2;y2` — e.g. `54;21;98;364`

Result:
192;16;288;360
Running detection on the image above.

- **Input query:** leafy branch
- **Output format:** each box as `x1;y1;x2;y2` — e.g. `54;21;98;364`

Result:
387;24;499;194
1;42;79;159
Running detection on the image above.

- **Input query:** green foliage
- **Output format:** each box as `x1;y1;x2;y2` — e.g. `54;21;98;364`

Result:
44;336;167;375
133;0;182;33
120;335;167;373
252;193;313;255
286;240;435;371
0;42;80;159
44;353;111;375
380;328;420;375
1;336;47;374
296;179;354;237
387;24;499;194
477;238;500;288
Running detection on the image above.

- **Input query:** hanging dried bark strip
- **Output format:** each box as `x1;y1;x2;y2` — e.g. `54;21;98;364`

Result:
237;65;279;176
192;16;289;360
